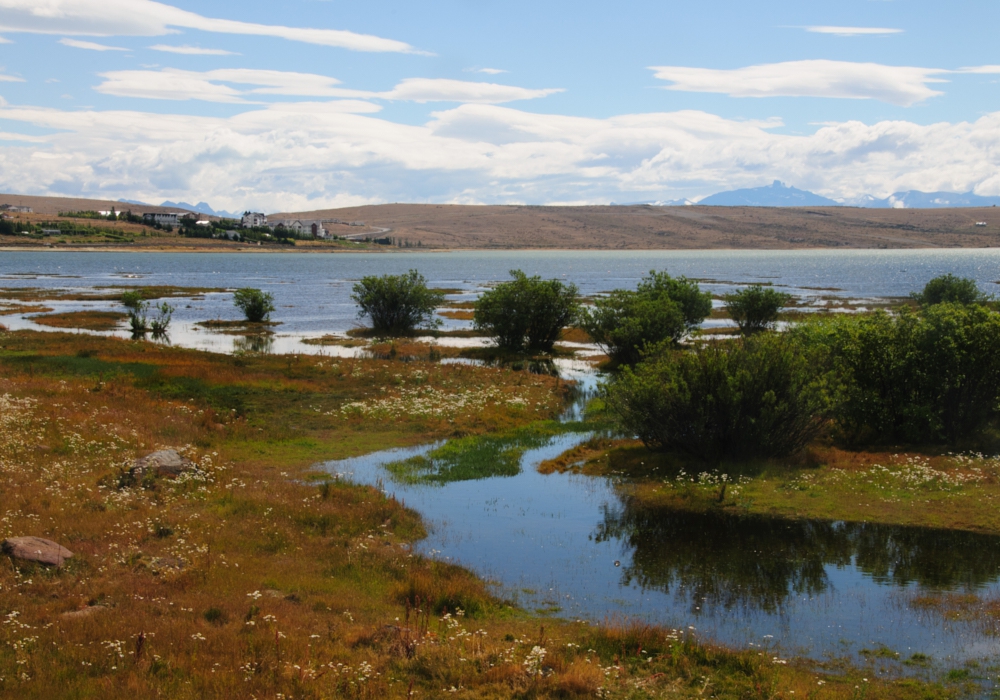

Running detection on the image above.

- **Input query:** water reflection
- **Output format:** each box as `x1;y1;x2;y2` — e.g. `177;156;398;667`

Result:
233;334;274;355
595;498;1000;615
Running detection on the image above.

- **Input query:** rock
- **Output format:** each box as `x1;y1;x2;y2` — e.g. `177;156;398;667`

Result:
133;449;194;477
2;536;74;566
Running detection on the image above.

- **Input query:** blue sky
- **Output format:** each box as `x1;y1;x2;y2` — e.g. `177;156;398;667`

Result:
0;0;998;211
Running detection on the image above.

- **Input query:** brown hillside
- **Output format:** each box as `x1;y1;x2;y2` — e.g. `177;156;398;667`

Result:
273;203;1000;249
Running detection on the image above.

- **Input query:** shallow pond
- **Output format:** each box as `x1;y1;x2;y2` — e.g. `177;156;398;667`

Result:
318;405;1000;683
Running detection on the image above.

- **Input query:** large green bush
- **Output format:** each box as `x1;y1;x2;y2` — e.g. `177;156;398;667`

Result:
474;270;578;352
723;284;790;335
636;271;712;330
802;303;1000;444
912;274;987;306
233;288;276;323
351;270;444;335
605;334;830;462
579;271;711;365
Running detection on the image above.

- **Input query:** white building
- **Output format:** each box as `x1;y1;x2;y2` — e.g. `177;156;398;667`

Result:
242;212;267;228
268;219;328;238
143;212;180;225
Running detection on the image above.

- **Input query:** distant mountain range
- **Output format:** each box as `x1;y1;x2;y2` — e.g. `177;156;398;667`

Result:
160;200;241;218
678;181;1000;208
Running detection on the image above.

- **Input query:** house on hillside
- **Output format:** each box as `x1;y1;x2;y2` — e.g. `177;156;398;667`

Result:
241;212;267;228
268;219;328;238
143;212;181;225
1;204;32;213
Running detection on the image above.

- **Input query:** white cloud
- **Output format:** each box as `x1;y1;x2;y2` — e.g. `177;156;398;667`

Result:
957;65;1000;74
804;26;903;36
94;69;561;104
0;99;998;210
380;78;562;103
0;71;22;82
149;44;238;56
470;68;508;75
0;0;418;53
59;37;126;51
0;35;9;43
649;60;947;106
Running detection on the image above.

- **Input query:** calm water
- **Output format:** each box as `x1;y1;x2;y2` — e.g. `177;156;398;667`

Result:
319;428;1000;680
1;248;999;343
6;249;1000;680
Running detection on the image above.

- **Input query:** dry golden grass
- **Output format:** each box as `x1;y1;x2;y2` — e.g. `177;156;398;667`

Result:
0;329;962;698
29;310;127;331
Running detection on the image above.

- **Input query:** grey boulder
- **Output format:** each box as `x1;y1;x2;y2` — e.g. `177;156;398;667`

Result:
2;536;74;566
133;449;194;477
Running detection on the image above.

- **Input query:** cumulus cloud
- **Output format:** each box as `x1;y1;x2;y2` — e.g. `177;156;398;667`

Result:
650;60;947;106
0;99;997;210
804;26;903;36
94;68;560;104
0;0;418;53
59;37;126;51
149;44;238;56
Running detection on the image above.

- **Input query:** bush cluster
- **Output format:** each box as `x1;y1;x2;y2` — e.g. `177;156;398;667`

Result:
233;288;276;323
723;284;790;335
351;270;444;335
605;275;1000;461
474;270;578;353
606;334;829;461
580;271;711;365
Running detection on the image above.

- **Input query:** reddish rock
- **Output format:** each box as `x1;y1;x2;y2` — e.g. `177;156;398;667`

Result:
2;536;73;566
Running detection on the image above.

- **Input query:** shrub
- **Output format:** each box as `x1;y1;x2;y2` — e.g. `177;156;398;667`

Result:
636;271;712;331
149;302;174;336
474;270;578;352
579;271;711;365
233;288;275;323
806;303;1000;445
912;273;987;306
122;292;173;337
604;334;829;462
350;270;444;335
724;284;791;335
579;291;685;366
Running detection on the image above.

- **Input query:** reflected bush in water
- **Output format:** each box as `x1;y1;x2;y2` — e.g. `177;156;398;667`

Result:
232;334;274;355
595;499;1000;614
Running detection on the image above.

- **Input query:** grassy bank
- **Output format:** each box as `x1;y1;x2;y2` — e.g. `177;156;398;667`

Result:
0;330;964;698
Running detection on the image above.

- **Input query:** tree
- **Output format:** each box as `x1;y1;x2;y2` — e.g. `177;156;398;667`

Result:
724;284;791;335
351;270;444;335
605;334;830;462
912;274;987;306
579;291;685;366
233;288;276;323
474;270;578;353
636;271;712;332
579;271;711;365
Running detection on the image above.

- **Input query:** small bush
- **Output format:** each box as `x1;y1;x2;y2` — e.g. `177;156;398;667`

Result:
233;288;275;323
350;269;444;335
579;291;685;366
912;273;987;306
636;270;712;331
724;284;791;335
580;271;711;365
474;270;578;352
605;334;829;461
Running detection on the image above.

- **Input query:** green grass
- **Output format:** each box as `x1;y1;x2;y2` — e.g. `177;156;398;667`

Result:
386;420;590;484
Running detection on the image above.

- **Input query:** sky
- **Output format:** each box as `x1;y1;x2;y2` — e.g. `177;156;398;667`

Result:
0;0;999;212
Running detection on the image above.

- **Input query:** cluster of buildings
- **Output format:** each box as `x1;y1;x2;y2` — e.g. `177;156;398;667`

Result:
1;204;32;214
240;212;365;239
